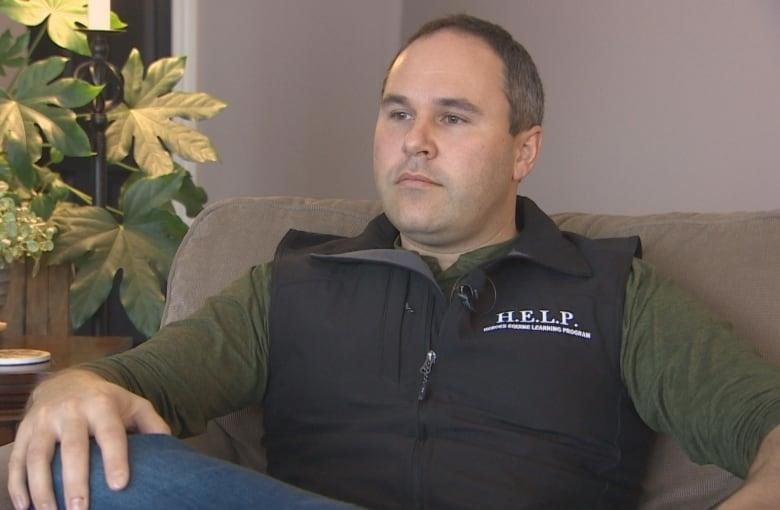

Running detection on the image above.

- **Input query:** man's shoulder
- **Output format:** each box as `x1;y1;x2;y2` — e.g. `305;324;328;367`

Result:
277;229;347;255
561;230;642;257
277;213;398;258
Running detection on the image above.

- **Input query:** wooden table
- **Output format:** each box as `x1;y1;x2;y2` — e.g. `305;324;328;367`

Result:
0;335;132;445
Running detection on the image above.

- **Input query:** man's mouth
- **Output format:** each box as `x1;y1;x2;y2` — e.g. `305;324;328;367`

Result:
396;172;440;186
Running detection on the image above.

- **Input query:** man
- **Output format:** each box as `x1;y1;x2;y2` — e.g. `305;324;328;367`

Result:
7;14;780;510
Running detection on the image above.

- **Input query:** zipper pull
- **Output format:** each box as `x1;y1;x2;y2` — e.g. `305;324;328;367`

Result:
417;350;437;401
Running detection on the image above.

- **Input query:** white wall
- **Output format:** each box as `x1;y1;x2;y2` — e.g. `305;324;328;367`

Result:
190;0;402;202
185;0;779;214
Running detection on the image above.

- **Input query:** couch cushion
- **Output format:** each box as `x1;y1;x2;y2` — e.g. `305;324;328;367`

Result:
554;210;780;362
164;197;382;325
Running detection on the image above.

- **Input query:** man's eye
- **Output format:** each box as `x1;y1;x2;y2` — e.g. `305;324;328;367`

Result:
442;114;466;124
389;111;412;121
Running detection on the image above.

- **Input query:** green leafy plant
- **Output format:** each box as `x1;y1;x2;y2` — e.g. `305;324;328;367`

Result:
0;0;226;336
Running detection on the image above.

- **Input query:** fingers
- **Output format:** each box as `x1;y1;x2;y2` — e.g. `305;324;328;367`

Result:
9;371;173;510
59;415;91;510
7;422;32;510
87;391;169;491
89;395;170;491
92;418;130;491
24;429;57;510
9;371;130;509
131;399;172;435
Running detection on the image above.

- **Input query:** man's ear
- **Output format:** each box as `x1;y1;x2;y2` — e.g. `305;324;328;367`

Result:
512;126;543;182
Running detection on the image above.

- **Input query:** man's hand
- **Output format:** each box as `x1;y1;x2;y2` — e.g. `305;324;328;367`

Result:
7;369;171;510
718;424;780;509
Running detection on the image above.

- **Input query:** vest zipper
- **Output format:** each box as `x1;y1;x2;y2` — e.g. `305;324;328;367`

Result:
412;349;437;509
417;350;437;400
411;285;440;510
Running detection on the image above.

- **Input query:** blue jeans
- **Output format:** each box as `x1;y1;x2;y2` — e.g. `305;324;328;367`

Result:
51;434;360;509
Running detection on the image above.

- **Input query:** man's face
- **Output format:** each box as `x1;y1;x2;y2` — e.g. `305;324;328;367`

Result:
373;30;540;256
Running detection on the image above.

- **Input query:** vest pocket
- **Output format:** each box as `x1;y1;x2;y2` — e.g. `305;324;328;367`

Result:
380;269;438;390
380;269;411;384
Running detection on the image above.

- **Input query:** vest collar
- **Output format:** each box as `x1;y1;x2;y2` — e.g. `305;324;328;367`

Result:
507;197;592;277
309;214;436;284
311;196;592;279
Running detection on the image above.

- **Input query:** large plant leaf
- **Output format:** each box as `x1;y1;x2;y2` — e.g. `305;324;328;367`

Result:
106;49;226;176
137;54;186;105
172;164;207;217
0;29;27;76
120;46;144;106
0;0;127;56
0;140;85;219
50;173;186;336
30;164;84;219
0;56;101;159
2;131;35;187
118;163;207;219
14;57;103;107
122;169;183;218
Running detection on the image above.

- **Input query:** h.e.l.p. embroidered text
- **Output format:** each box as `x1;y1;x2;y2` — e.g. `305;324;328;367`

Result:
482;309;593;340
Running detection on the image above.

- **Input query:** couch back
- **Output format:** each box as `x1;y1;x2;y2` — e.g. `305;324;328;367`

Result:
165;196;780;509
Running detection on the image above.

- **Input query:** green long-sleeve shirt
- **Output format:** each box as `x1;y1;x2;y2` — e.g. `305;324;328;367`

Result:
82;243;780;478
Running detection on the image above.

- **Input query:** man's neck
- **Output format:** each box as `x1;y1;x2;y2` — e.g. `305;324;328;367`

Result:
399;229;519;271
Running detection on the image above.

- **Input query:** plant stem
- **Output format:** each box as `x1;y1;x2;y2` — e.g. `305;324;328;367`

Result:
106;205;123;216
27;23;48;59
60;183;93;205
8;22;48;92
115;161;141;173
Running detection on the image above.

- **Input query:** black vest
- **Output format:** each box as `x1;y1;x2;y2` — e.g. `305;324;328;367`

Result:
264;197;653;509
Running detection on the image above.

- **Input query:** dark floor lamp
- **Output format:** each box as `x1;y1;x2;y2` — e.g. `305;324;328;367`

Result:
72;0;124;334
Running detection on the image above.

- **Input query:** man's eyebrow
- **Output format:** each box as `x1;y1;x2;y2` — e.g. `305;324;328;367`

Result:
380;94;482;115
435;97;483;114
380;94;410;108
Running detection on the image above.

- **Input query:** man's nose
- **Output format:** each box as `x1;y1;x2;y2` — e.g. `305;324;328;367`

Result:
402;119;437;158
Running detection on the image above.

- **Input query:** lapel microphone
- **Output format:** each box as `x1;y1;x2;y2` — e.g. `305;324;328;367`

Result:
453;275;497;314
455;284;479;312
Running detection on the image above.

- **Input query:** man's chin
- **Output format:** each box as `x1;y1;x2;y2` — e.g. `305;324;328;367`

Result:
386;212;444;238
380;190;447;228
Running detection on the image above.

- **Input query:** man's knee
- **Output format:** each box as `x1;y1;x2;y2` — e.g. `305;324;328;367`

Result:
51;434;359;509
52;434;189;509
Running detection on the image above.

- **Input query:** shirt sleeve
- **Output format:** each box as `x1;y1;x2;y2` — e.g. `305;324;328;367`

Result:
78;262;273;438
621;258;780;477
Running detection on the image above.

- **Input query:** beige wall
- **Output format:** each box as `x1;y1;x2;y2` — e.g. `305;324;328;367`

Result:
191;0;779;214
402;0;780;214
193;0;402;202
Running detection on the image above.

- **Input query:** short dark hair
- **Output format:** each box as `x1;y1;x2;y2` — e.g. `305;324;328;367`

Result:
382;14;544;135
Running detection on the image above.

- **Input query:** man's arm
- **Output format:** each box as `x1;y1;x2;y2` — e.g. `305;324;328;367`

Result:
719;424;780;508
79;263;273;437
622;259;780;477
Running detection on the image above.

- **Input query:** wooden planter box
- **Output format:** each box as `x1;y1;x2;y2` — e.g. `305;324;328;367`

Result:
0;260;70;336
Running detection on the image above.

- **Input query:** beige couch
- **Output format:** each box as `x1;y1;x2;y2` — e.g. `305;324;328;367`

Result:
3;196;779;508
